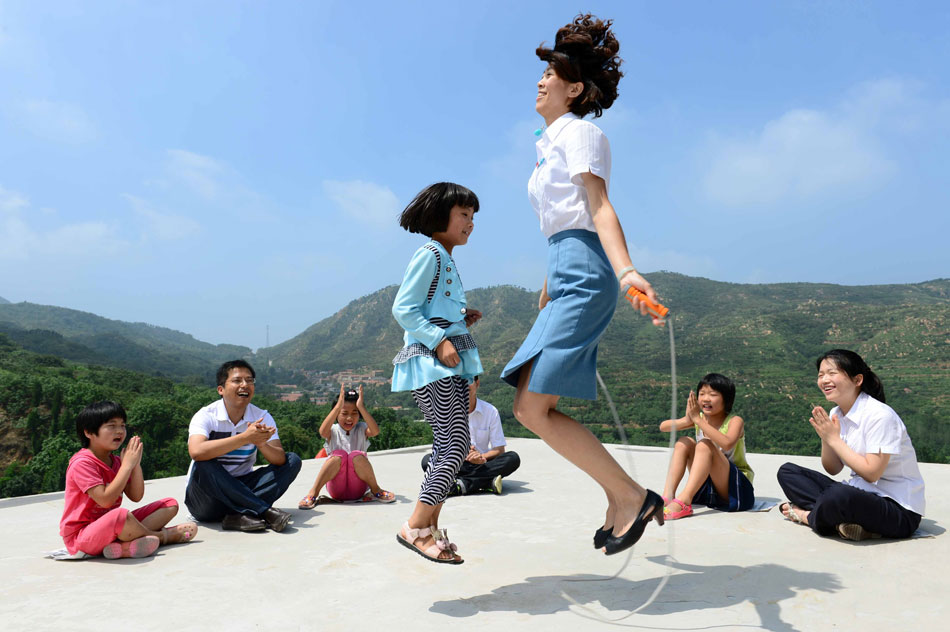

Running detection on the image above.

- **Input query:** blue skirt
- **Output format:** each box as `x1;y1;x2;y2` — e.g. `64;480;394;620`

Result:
501;229;618;400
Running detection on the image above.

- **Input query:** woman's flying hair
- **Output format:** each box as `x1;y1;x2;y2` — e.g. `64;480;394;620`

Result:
536;13;624;118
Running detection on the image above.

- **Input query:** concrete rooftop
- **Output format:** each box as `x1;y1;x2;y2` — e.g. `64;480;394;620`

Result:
1;437;947;632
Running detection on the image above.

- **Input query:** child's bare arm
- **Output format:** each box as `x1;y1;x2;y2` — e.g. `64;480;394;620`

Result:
357;385;381;438
696;415;745;452
320;384;346;440
87;437;141;508
659;416;693;432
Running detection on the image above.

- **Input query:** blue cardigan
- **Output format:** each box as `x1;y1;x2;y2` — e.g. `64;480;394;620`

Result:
391;240;482;391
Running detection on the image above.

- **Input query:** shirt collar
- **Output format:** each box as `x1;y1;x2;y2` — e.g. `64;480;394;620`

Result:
470;398;487;418
212;399;252;426
540;112;579;145
837;392;870;429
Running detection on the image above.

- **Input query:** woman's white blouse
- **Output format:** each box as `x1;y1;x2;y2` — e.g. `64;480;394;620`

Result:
832;392;926;515
528;112;611;238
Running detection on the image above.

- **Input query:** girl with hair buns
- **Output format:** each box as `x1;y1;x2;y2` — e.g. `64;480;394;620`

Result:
777;349;926;540
501;14;666;556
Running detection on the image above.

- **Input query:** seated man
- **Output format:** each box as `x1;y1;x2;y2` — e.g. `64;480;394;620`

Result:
185;360;301;532
421;376;520;495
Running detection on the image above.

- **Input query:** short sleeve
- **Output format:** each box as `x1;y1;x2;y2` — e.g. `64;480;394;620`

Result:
486;405;506;448
862;407;903;455
565;122;610;187
69;456;109;494
188;409;212;439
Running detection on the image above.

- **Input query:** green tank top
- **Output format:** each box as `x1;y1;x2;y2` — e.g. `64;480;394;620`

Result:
695;414;754;483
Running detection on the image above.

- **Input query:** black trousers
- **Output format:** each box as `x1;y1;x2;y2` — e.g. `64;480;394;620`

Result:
776;462;920;538
421;451;521;494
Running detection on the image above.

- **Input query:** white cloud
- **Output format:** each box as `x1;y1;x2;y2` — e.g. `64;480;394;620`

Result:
323;179;400;229
123;194;201;241
0;184;125;261
12;99;96;143
702;108;894;208
166;149;227;200
696;78;950;209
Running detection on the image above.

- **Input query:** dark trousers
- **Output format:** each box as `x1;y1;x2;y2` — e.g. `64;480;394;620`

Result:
777;462;920;538
421;451;520;494
185;453;302;522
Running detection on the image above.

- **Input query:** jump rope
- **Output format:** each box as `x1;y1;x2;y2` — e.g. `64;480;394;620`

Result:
560;286;680;622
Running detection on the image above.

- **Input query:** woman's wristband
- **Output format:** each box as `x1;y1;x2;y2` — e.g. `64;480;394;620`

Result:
616;265;637;281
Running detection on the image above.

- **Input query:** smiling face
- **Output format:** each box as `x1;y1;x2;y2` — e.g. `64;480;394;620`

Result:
432;205;474;253
817;358;863;408
218;367;255;411
697;385;726;419
536;65;582;125
85;416;127;458
337;401;360;431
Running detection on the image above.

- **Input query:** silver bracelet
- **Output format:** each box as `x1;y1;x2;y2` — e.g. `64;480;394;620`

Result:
616;265;637;280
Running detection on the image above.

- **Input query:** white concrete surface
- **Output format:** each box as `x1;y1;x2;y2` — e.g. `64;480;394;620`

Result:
1;438;947;631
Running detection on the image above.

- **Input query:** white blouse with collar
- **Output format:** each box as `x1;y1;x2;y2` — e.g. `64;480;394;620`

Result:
528;112;611;238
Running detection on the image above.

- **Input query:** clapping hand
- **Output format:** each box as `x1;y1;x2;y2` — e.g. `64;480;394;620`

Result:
243;418;276;446
685;390;701;424
809;406;840;442
120;436;144;469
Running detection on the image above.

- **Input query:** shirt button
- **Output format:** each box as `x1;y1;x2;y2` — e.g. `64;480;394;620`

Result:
445;291;451;297
446;266;452;272
460;307;467;315
446;279;452;284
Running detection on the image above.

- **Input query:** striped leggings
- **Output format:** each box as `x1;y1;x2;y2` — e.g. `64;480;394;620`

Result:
412;376;471;505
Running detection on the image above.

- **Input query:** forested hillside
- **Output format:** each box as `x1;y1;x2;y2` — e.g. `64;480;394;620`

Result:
262;273;950;462
2;273;948;498
0;335;431;498
0;302;251;382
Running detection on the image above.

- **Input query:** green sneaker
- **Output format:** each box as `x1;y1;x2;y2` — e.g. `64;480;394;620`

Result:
490;475;503;495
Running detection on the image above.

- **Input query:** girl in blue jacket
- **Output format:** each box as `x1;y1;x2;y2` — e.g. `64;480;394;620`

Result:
392;182;483;564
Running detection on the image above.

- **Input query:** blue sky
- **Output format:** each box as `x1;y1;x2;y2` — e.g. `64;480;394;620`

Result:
1;1;948;348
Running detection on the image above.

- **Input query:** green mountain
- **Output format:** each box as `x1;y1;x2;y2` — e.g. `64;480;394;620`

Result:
260;273;950;461
0;302;251;382
0;296;10;305
0;333;430;497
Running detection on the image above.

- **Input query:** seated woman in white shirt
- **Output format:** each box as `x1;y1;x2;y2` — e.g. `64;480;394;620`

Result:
777;349;925;540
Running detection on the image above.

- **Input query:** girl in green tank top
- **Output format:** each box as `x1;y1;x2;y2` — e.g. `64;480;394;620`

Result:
659;373;755;518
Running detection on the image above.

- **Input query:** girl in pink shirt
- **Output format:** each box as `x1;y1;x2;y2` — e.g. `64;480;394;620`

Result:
60;401;197;559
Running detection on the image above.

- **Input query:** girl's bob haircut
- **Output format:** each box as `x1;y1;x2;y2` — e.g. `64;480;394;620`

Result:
398;182;479;237
696;373;736;415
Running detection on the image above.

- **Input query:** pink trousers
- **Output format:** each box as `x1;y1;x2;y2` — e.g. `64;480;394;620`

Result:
65;497;178;556
326;450;369;501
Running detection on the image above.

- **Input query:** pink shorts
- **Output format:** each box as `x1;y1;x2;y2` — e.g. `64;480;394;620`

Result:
326;450;369;501
64;497;178;556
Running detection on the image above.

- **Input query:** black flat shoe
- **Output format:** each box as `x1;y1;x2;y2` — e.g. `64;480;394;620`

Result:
603;490;665;556
593;526;610;549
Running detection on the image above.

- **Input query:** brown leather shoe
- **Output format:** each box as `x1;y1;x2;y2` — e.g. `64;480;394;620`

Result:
261;508;291;532
221;513;266;532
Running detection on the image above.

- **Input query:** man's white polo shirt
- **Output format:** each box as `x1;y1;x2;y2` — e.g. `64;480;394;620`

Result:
187;399;279;478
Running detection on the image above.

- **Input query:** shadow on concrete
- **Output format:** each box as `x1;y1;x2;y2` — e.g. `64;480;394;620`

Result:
918;518;944;536
431;555;842;632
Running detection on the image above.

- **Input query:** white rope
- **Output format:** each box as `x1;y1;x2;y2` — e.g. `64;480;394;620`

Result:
561;317;679;621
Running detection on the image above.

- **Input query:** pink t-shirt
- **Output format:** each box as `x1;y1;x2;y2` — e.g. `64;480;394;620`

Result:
59;449;123;538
